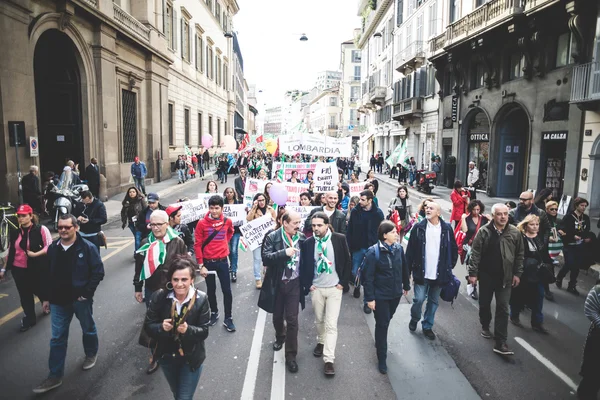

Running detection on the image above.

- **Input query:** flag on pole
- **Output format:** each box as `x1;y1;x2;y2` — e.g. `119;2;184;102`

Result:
184;145;193;167
239;237;249;252
256;135;264;143
385;142;404;167
239;133;250;152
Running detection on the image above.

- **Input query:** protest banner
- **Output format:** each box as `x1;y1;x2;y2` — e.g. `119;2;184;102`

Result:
283;182;309;205
349;182;364;198
223;204;247;226
271;162;317;181
313;163;337;193
286;205;319;231
243;178;268;208
170;199;208;225
239;215;275;251
198;193;223;204
278;134;352;157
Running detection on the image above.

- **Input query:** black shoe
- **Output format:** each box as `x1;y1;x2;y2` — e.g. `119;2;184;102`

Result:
481;328;493;339
146;360;159;374
313;343;324;357
493;342;514;355
342;284;349;293
555;279;563;289
423;329;436;340
273;340;284;351
231;272;237;283
510;316;523;328
544;291;555;302
19;319;35;333
286;360;298;373
378;360;387;374
363;304;372;314
353;287;361;298
409;320;417;332
567;285;580;296
532;324;549;334
471;287;479;300
324;362;335;376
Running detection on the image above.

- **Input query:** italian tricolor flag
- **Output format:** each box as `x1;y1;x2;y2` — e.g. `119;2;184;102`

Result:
136;227;179;281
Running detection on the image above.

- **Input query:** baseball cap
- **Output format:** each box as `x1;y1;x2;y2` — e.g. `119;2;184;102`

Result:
147;193;159;202
16;204;33;215
165;205;183;218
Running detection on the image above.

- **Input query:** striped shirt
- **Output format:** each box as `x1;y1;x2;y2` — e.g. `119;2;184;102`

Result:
584;285;600;329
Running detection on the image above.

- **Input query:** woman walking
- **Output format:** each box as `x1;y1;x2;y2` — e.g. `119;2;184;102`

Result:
362;221;410;374
460;200;489;299
144;256;210;400
121;186;147;253
246;193;276;289
545;201;563;302
0;204;52;332
224;187;241;282
387;186;412;233
364;170;379;195
450;180;470;229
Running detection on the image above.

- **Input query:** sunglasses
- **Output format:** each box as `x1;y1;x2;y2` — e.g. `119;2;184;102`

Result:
548;208;557;211
57;225;74;231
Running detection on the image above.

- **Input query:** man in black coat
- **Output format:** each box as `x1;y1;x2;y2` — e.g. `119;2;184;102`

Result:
261;210;306;374
300;212;350;376
22;165;42;213
303;192;346;236
72;190;107;251
234;167;247;202
238;154;249;169
84;158;100;198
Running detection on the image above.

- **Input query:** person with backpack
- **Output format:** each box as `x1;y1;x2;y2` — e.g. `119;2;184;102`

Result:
362;221;410;374
405;202;458;341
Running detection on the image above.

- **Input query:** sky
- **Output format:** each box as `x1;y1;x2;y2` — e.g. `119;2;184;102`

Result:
233;0;361;111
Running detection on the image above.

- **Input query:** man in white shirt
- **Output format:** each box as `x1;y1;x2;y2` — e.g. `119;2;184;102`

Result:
467;161;480;200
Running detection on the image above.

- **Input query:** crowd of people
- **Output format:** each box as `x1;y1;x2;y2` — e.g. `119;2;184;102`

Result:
2;148;600;400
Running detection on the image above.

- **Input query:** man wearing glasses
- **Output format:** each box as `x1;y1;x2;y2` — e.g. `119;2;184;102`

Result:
33;214;105;394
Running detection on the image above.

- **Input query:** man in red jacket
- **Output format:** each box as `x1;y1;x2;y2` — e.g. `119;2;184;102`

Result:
195;195;236;332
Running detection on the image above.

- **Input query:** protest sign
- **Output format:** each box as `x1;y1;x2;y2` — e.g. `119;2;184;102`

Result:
171;199;208;225
313;163;337;193
286;205;319;231
239;215;275;251
271;162;317;181
283;182;309;205
198;193;223;204
243;178;268;208
349;182;364;198
279;134;352;157
223;204;247;226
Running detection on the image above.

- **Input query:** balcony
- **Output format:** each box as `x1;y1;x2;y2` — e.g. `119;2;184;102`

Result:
392;97;423;121
357;0;393;48
571;62;600;104
395;41;425;74
328;124;339;130
430;33;447;57
113;3;151;42
369;86;387;104
351;76;361;82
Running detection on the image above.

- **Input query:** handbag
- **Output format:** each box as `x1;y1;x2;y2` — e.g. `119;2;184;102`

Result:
258;268;276;313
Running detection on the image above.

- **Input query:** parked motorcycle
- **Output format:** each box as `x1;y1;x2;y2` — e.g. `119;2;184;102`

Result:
51;184;88;232
416;170;436;195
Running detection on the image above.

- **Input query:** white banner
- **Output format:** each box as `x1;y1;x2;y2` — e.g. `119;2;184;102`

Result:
349;182;364;198
283;182;309;205
223;204;247;227
243;178;268;208
239;215;276;251
198;193;223;203
286;205;320;231
278;134;352;157
272;162;319;181
171;199;208;226
313;163;337;193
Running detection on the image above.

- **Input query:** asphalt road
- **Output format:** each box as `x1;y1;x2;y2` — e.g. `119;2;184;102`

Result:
0;173;595;399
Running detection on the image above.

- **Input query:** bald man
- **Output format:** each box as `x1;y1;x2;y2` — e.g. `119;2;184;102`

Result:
261;210;307;373
406;202;458;341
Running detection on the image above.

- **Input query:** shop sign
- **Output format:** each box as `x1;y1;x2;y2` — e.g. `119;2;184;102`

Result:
442;138;452;146
451;95;458;122
542;131;568;141
468;133;489;143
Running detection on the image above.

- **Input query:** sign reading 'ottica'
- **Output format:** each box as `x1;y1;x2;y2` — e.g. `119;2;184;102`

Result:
451;96;458;122
542;131;568;141
468;133;489;142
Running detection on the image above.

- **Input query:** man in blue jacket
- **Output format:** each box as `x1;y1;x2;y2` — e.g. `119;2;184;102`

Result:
33;214;104;394
131;156;147;195
406;202;457;340
346;190;384;313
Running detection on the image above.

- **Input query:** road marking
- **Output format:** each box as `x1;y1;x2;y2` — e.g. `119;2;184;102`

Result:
0;293;8;299
240;308;267;400
515;337;578;391
271;342;286;400
0;238;133;327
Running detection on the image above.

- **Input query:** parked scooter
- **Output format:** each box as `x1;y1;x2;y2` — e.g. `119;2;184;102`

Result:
415;170;436;194
51;184;88;232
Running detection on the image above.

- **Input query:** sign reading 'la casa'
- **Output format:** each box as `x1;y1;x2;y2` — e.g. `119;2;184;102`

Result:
542;131;568;141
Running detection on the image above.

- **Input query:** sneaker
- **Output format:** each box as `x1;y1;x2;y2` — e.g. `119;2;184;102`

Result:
544;291;555;302
567;285;580;296
19;318;36;333
223;318;236;332
471;287;479;300
231;272;237;283
353;287;361;298
409;320;418;332
510;317;523;328
324;362;335;376
32;377;63;394
481;328;493;339
363;304;372;314
378;360;388;374
493;342;514;355
146;360;159;374
82;354;97;370
423;329;436;340
208;312;219;326
532;324;549;334
555;279;563;289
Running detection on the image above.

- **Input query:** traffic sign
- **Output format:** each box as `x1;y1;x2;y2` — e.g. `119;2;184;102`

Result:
348;125;354;131
30;137;39;157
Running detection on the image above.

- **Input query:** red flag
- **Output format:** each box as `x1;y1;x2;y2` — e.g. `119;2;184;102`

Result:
238;133;250;152
256;135;264;143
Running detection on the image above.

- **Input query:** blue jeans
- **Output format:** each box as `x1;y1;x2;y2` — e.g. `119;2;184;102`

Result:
177;169;186;183
252;247;262;280
134;230;143;252
198;163;205;177
205;260;233;318
410;281;442;330
351;249;368;304
133;177;146;194
49;299;98;378
159;356;203;400
409;171;416;186
229;233;240;274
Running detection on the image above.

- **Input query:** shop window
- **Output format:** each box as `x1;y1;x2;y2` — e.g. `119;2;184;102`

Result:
555;32;574;68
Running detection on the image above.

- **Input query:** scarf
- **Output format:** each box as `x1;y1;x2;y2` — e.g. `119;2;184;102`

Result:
281;227;300;271
136;227;179;280
315;230;333;274
19;225;32;253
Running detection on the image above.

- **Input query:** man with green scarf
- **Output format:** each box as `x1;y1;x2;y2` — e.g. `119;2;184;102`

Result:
300;212;351;376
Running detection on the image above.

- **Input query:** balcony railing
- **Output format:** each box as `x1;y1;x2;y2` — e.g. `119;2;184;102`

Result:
430;33;446;53
392;97;423;120
571;62;600;103
328;124;339;130
113;3;151;42
81;0;98;7
395;41;425;73
352;76;361;81
369;86;387;103
524;0;556;14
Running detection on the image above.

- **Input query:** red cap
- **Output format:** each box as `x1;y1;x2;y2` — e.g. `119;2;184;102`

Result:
165;205;183;218
16;204;33;215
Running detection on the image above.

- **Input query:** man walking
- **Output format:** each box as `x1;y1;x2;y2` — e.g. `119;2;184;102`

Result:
346;190;384;312
303;191;347;237
262;210;306;373
300;212;351;376
406;202;457;340
203;148;210;171
73;191;107;252
234;167;247;202
131;156;147;196
85;158;100;198
33;214;104;394
135;193;166;247
175;155;187;184
408;157;417;187
22;165;42;213
469;203;523;355
467;161;479;200
195;195;236;332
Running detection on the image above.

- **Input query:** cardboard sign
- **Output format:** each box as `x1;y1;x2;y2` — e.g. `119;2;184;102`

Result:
286;205;320;231
243;178;268;208
271;162;318;181
240;215;276;251
313;163;337;193
223;204;247;227
349;182;365;198
198;193;223;204
171;199;208;226
278;134;352;157
283;182;309;205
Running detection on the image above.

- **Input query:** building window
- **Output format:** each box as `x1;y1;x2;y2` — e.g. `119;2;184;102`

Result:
205;0;212;12
350;86;360;99
224;121;228;137
508;52;525;80
330;115;336;127
208;47;214;79
168;103;174;146
184;107;190;145
217;57;222;86
555;32;574;68
351;50;361;63
208;115;213;138
350;109;357;124
198;112;203;144
182;18;190;62
416;13;424;43
475;0;488;6
196;35;204;72
449;0;458;23
427;65;436;96
443;69;455;95
428;2;437;38
354;66;361;81
223;63;228;90
397;0;404;26
217;118;221;145
329;97;337;106
222;12;227;31
122;89;138;163
472;63;486;89
215;1;221;19
165;2;173;49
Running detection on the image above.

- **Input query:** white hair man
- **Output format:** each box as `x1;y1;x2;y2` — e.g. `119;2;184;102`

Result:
467;161;479;200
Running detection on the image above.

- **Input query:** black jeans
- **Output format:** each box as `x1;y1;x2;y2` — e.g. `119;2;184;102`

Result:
12;266;46;325
273;278;300;361
373;297;400;362
204;260;233;319
478;275;511;343
557;245;582;286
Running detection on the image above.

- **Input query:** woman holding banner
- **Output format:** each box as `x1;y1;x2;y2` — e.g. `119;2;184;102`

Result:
224;187;241;283
247;193;277;289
